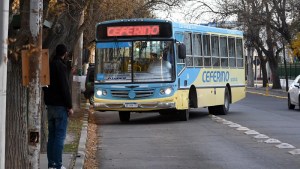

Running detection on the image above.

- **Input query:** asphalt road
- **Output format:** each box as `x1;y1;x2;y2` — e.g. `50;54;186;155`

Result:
92;93;300;169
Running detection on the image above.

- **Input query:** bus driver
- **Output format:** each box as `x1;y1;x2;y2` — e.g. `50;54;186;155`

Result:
148;52;171;77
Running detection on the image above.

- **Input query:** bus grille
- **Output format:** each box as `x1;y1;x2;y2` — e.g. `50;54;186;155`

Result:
111;89;155;99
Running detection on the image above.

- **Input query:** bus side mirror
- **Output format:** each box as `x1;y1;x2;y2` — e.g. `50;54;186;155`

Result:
178;44;186;59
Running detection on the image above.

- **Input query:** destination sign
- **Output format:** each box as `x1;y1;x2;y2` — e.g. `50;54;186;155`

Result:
96;21;172;40
107;25;160;37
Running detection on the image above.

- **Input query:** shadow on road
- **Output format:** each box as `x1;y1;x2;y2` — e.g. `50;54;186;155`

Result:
90;109;210;125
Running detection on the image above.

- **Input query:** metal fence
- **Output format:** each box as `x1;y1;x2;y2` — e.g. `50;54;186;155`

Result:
278;63;300;79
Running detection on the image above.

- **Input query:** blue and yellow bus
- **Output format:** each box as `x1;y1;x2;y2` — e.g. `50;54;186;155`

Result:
93;18;245;122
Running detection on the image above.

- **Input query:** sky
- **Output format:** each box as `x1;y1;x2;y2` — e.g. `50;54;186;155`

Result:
154;0;216;24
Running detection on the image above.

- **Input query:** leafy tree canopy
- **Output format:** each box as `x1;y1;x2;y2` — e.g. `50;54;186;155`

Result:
291;32;300;57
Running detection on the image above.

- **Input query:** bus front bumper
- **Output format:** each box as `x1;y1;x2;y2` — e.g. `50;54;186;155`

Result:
93;101;176;111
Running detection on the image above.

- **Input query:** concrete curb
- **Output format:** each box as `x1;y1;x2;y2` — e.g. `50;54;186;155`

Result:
247;87;288;98
73;112;89;169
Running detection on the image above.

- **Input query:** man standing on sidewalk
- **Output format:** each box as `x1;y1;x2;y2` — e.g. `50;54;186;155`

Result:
43;44;74;169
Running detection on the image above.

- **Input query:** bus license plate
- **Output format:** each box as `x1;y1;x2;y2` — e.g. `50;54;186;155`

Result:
124;103;138;108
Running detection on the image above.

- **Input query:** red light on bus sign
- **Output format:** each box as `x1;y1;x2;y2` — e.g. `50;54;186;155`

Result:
107;25;160;37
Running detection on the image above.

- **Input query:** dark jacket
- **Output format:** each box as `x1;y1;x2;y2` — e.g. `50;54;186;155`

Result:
43;57;72;109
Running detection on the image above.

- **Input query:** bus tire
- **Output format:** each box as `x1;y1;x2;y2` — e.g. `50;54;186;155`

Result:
208;106;218;115
288;94;295;109
89;93;94;105
217;87;230;115
159;110;172;116
178;109;189;121
119;111;130;122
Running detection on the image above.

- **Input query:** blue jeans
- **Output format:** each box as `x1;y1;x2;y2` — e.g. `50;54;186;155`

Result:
47;106;68;169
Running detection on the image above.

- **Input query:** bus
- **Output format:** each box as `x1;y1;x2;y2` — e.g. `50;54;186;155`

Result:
93;18;245;122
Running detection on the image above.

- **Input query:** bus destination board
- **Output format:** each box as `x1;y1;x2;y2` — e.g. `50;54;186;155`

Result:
107;25;160;37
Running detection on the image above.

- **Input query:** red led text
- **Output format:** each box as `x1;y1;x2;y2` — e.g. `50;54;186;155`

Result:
107;25;160;37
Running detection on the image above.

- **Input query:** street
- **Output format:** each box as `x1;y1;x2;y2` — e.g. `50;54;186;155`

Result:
91;92;300;169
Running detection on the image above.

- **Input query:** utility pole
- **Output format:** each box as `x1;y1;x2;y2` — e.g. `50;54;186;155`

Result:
0;1;9;169
28;0;43;168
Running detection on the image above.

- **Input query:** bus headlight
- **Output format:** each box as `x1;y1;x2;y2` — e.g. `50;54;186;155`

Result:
96;89;107;96
160;87;172;95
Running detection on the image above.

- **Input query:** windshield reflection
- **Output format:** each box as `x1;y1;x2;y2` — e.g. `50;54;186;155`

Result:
95;41;175;83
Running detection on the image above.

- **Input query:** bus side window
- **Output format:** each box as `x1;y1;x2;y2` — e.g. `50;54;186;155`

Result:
193;34;203;67
236;38;244;67
184;32;193;67
203;34;211;66
211;35;220;67
220;36;228;67
228;37;236;67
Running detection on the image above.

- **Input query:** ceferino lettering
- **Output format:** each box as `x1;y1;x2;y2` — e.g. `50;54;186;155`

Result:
107;25;159;37
202;71;229;82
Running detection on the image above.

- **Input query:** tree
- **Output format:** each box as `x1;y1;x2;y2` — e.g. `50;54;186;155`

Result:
6;1;31;168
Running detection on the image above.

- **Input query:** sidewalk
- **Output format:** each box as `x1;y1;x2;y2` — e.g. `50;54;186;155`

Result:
40;105;89;169
246;85;288;98
40;109;89;169
40;154;74;169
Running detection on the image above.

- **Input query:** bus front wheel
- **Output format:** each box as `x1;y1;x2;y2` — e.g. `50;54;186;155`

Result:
178;106;190;121
119;111;130;122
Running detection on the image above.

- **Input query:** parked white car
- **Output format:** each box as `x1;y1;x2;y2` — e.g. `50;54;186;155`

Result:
288;75;300;109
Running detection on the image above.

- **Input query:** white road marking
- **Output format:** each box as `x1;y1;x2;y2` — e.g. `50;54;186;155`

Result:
223;121;234;125
253;134;269;139
244;130;260;135
228;123;242;128
236;127;250;131
264;138;281;144
276;143;295;149
289;149;300;155
210;115;299;155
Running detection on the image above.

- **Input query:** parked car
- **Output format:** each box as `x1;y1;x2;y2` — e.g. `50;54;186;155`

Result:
288;75;300;109
84;63;95;105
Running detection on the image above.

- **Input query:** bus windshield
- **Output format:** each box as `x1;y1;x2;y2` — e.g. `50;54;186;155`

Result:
95;40;175;83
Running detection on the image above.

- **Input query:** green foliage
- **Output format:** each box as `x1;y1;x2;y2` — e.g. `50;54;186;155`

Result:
291;33;300;57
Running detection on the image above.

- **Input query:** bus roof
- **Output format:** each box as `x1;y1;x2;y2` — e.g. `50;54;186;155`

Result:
172;22;243;36
96;18;172;26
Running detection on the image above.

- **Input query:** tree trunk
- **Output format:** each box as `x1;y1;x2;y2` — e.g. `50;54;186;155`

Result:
268;55;282;89
5;61;29;169
256;49;268;87
263;2;282;89
247;47;254;87
28;1;43;168
260;59;268;87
